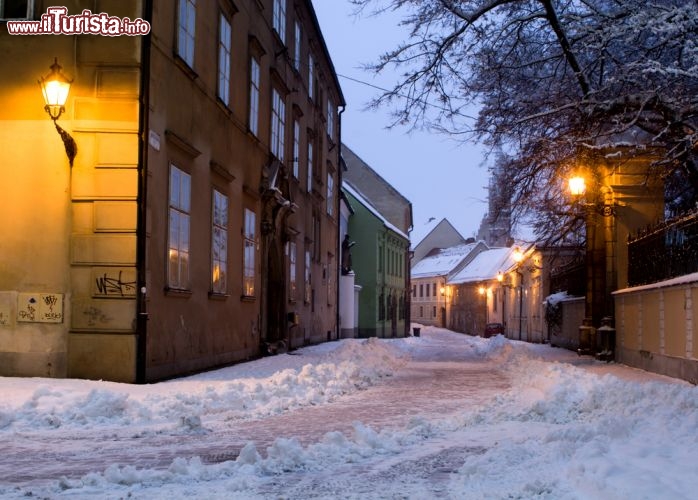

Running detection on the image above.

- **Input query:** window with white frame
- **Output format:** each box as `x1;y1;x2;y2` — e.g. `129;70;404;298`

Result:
217;14;231;106
326;172;334;216
288;241;297;301
293;21;301;71
292;119;300;178
211;189;228;294
306;140;313;192
249;56;260;136
270;88;286;162
243;208;256;297
0;0;34;19
168;165;191;289
308;53;314;101
272;0;286;43
177;0;196;67
304;249;311;303
327;98;334;138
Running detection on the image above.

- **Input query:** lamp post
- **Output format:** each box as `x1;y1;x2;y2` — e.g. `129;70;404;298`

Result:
568;172;615;358
39;58;77;167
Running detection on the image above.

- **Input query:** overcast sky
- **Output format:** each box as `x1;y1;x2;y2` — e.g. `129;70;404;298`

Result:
312;0;491;243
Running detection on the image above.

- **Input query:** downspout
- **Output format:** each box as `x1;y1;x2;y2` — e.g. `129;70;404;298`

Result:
135;0;153;383
335;104;345;340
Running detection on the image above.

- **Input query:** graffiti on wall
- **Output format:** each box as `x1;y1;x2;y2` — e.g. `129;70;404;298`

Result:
17;293;64;323
92;268;136;297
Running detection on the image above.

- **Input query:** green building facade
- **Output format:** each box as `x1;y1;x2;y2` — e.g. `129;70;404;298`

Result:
343;184;411;338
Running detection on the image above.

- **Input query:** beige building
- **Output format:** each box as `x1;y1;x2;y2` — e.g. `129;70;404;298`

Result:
0;0;344;382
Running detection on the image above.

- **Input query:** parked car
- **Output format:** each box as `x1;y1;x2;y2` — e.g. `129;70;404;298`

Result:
484;322;504;338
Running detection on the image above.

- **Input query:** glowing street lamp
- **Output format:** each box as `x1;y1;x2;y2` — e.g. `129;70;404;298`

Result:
38;58;77;166
39;58;72;120
568;175;587;197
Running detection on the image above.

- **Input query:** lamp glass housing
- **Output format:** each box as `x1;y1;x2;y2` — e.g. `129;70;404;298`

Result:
40;58;72;120
568;175;587;197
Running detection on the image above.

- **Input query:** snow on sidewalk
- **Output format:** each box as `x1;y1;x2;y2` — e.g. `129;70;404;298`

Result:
0;326;696;499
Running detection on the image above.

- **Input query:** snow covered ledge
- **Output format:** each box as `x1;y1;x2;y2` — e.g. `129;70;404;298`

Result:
613;272;698;384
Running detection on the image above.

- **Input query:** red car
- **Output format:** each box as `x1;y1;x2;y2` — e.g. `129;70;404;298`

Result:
484;323;504;338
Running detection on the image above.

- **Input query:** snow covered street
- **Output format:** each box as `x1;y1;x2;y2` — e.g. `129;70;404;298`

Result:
1;327;697;499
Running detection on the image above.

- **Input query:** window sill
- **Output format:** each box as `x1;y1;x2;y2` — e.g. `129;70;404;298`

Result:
173;54;198;80
165;287;192;298
208;292;229;301
241;295;256;303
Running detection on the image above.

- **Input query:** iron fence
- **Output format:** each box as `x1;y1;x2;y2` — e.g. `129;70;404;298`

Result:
627;208;698;286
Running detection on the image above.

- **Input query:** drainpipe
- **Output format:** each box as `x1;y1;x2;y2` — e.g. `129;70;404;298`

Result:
135;0;153;383
336;104;345;340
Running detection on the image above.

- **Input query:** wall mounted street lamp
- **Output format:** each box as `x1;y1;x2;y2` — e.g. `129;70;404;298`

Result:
39;58;77;167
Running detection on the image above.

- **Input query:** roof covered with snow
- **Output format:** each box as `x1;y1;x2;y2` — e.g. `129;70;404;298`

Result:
411;242;479;278
448;247;519;284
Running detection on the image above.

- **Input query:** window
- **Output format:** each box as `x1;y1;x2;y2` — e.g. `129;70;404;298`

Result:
419;306;423;317
211;190;228;294
412;285;416;298
308;53;314;100
326;172;334;216
419;284;423;297
306;140;313;192
272;0;286;43
0;0;33;19
168;165;191;289
327;98;334;139
432;283;436;296
243;208;256;297
426;283;430;297
249;57;260;136
292;120;300;178
293;21;301;71
378;245;383;272
177;0;196;67
217;14;231;105
288;241;297;301
378;292;385;320
271;88;286;162
304;249;311;303
433;306;437;317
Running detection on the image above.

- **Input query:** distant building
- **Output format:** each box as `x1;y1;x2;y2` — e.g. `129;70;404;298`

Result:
341;146;412;338
411;218;467;265
411;241;487;326
477;164;513;247
446;245;545;341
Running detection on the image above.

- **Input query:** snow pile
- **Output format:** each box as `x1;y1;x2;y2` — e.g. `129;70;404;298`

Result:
2;328;698;499
0;337;407;433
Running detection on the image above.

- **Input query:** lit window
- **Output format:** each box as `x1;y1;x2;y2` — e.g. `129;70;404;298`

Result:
293;21;301;71
177;0;196;67
211;190;228;294
0;0;33;19
326;172;334;216
292;120;300;178
272;0;286;43
249;57;260;136
217;14;231;105
271;88;286;162
168;165;191;289
243;208;256;296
